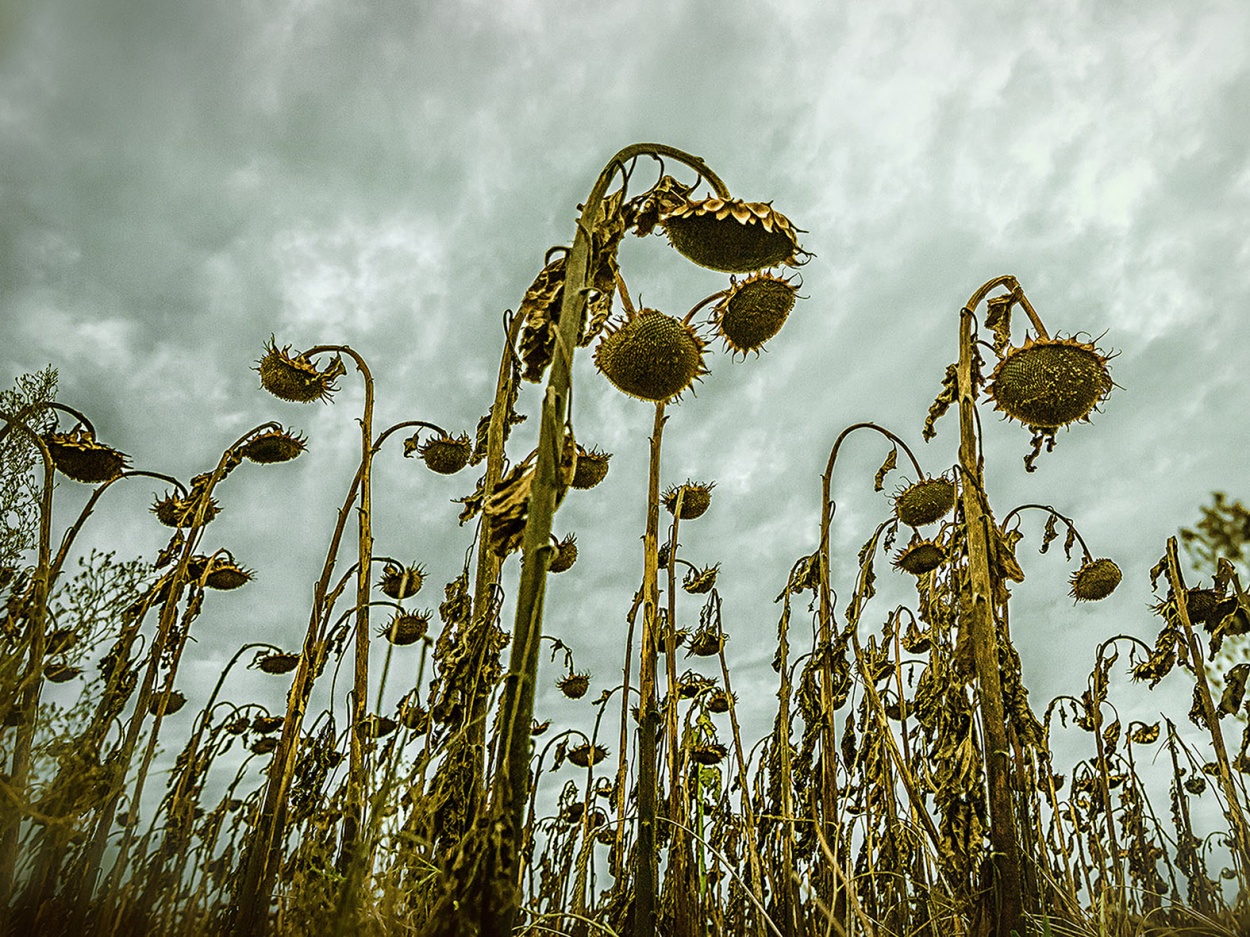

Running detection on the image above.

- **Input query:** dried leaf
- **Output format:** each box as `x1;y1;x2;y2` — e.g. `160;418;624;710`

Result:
874;447;897;493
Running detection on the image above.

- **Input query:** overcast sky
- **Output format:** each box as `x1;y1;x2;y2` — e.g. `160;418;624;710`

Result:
3;0;1249;763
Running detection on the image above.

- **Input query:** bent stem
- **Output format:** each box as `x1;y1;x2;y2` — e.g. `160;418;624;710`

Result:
482;142;730;937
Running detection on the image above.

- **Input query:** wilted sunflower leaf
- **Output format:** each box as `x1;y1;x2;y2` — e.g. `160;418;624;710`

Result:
1040;515;1058;554
1219;663;1250;718
923;364;958;442
1129;721;1160;745
874;447;897;493
1063;524;1077;560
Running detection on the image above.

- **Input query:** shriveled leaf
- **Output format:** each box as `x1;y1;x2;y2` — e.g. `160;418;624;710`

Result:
874;447;897;493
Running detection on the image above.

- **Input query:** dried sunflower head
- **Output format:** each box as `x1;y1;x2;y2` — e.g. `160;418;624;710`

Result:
382;611;430;646
549;533;578;573
150;690;186;716
250;737;278;755
417;432;472;475
893;539;946;576
687;629;726;657
682;564;720;594
399;703;430;733
594;309;708;402
1069;557;1121;602
557;672;591;699
571;446;611;490
358;715;398;739
187;554;253;590
257;339;344;403
258;652;300;674
893;477;956;528
152;491;220;528
706;689;734;713
42;428;129;484
44;660;82;683
378;562;425;600
713;271;799;355
987;335;1113;429
567;743;609;768
660;198;805;273
688;742;728;766
252;715;285;734
239;428;307;464
663;481;714;520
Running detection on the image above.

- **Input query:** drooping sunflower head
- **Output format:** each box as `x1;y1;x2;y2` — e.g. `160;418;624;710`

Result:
258;652;301;675
42;428;129;484
549;533;579;573
893;476;956;528
257;339;344;403
152;492;220;528
417;432;472;475
382;611;430;646
571;446;611;490
987;335;1114;429
713;271;799;355
663;480;715;520
187;554;253;590
567;743;609;768
682;564;720;594
1069;557;1122;602
594;308;708;402
660;198;805;273
240;428;307;465
378;562;425;600
893;539;947;576
557;672;591;699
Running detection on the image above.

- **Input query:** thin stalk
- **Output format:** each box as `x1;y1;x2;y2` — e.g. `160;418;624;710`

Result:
634;401;666;937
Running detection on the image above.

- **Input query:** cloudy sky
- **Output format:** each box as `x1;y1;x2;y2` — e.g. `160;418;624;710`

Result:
3;0;1249;762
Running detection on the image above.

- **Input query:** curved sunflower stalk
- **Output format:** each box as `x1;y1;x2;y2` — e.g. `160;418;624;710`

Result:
233;339;465;933
474;143;742;937
73;421;299;921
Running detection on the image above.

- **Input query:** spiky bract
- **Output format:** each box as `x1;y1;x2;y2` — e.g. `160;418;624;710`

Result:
1069;558;1122;602
988;336;1113;429
714;272;798;355
894;477;956;528
661;198;803;273
595;309;707;402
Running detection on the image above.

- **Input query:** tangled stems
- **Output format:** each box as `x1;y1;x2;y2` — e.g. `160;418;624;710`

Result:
815;421;926;907
0;411;56;901
483;143;730;937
